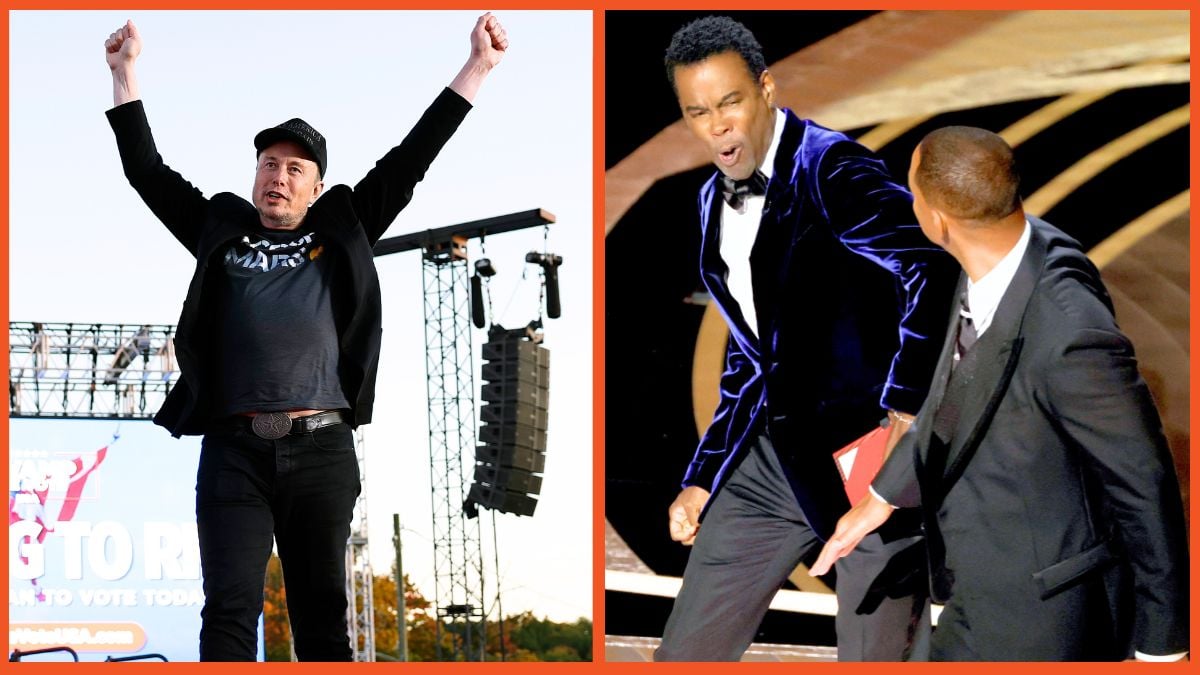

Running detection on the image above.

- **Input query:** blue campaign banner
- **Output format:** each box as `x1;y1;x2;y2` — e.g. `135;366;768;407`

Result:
7;419;248;662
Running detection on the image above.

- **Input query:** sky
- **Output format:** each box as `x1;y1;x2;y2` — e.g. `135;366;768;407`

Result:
9;10;593;626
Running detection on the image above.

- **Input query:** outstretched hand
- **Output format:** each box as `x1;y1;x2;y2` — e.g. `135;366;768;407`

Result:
808;491;895;576
104;19;142;71
471;12;508;70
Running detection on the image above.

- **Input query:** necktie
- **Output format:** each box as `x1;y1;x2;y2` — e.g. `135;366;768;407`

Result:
925;289;983;596
935;292;977;442
720;170;767;210
956;293;977;360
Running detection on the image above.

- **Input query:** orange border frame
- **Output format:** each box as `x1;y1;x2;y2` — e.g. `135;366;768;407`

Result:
1;4;1196;674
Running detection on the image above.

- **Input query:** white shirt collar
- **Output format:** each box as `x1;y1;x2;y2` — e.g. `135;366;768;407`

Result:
759;108;786;181
965;219;1031;337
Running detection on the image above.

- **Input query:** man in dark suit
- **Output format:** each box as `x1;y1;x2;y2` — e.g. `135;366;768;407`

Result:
810;126;1189;660
655;16;957;661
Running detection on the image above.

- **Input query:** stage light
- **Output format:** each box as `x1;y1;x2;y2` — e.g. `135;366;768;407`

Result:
470;275;486;329
470;258;498;329
474;258;496;277
525;252;563;319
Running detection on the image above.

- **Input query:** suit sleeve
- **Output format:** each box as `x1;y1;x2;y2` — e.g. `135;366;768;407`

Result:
813;141;958;414
1044;326;1189;656
106;100;209;256
352;87;473;246
870;429;922;509
681;335;754;491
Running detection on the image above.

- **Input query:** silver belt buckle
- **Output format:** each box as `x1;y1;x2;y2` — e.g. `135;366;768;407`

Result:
251;412;293;440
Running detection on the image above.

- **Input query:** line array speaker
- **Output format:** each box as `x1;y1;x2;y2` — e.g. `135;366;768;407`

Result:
469;326;550;517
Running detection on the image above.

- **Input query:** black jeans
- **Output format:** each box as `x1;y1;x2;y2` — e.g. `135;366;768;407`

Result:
195;421;360;661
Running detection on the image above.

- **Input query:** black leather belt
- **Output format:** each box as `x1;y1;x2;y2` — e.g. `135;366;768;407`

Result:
218;410;345;440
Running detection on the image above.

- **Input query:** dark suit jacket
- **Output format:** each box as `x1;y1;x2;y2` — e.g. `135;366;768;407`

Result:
874;217;1189;660
683;109;957;538
106;89;471;436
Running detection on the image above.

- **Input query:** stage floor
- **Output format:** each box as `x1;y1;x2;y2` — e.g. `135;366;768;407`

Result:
605;635;837;662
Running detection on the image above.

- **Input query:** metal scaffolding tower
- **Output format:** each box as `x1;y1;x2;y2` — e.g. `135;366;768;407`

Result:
347;427;376;662
423;240;486;661
374;208;555;662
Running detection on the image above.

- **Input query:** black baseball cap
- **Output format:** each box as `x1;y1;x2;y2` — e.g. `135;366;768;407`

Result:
254;118;327;178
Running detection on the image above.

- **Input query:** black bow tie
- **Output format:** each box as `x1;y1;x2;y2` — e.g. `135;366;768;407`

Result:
720;171;768;210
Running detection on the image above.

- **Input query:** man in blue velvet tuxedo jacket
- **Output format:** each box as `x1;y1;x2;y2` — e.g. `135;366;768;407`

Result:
654;17;957;662
810;127;1188;661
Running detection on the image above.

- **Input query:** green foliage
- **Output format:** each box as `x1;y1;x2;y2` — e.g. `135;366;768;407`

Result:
507;612;593;661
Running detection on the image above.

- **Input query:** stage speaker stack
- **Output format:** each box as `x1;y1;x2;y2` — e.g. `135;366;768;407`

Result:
469;327;550;516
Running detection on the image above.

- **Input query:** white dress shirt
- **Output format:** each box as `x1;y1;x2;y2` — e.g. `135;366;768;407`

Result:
962;219;1031;339
718;109;787;340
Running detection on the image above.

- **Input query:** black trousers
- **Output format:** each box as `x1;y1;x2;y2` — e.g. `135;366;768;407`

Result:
656;436;931;661
195;422;360;661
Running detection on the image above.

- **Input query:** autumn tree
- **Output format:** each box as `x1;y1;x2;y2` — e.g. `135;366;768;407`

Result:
368;563;448;661
263;557;590;662
262;554;291;661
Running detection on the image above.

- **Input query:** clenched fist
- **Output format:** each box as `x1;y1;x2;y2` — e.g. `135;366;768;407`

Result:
471;12;508;70
667;486;710;546
104;19;142;71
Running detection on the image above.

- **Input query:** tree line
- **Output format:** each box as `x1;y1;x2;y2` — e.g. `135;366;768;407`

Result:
263;555;591;661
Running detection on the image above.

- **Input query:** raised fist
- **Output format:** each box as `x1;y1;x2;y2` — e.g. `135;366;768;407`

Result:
104;19;142;71
471;12;508;70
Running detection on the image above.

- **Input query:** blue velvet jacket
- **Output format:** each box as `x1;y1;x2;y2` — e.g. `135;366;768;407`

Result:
683;109;957;538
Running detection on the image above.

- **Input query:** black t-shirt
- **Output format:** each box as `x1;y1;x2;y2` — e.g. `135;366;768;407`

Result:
216;228;350;415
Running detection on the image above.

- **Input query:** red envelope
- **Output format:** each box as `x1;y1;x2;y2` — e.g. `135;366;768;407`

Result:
832;426;888;504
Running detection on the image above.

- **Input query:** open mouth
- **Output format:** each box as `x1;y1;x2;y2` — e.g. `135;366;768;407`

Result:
717;144;741;167
265;191;286;201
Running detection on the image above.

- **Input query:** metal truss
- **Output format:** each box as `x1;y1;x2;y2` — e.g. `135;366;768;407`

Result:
421;244;486;661
346;427;376;662
9;322;180;419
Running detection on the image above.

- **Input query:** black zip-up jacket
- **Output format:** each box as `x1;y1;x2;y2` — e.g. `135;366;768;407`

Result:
107;88;472;436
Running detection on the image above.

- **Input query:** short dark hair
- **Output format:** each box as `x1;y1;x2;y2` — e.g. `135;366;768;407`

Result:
915;126;1021;221
664;16;766;89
